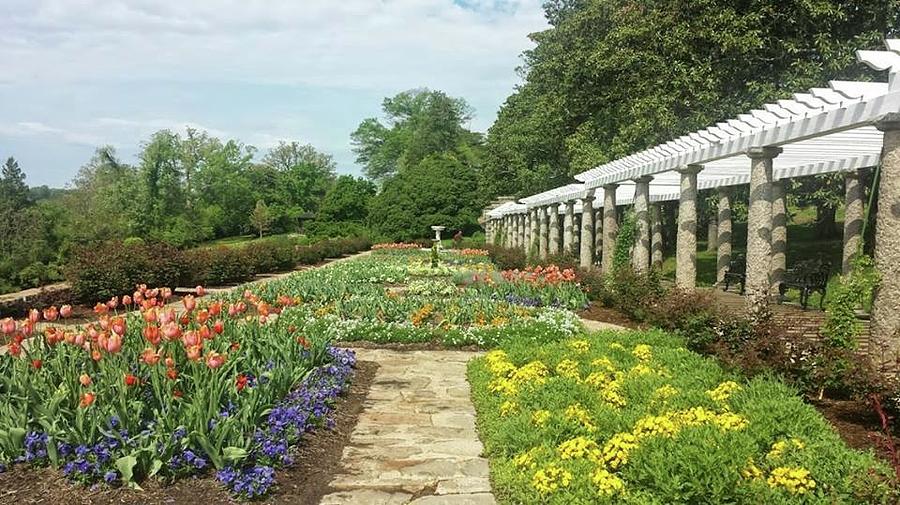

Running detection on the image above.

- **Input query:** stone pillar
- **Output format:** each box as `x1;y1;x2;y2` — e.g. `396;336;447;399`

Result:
573;212;581;255
539;207;549;260
716;188;732;285
548;203;561;256
580;192;595;268
563;201;575;255
531;208;540;256
601;184;619;274
651;204;663;268
676;165;702;289
843;170;865;275
872;115;900;357
707;217;718;251
745;146;782;313
517;214;526;250
770;180;787;294
594;209;603;262
632;176;653;272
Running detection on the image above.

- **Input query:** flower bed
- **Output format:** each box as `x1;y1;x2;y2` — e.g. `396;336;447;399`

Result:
468;329;897;504
0;286;357;498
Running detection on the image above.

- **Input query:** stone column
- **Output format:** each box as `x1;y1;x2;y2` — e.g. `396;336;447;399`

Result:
716;188;732;285
563;201;575;255
580;192;596;268
539;207;549;260
745;146;782;313
676;165;702;289
707;216;718;251
872;115;900;357
770;180;788;294
651;204;663;268
594;209;603;262
548;203;561;256
632;176;653;273
573;213;581;255
843;170;865;275
518;214;526;251
601;184;619;273
531;208;540;256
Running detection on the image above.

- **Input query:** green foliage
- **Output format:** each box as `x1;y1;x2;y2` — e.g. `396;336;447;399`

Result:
613;212;636;272
250;200;273;239
484;0;898;197
469;330;898;504
368;153;481;241
317;175;375;223
822;255;881;350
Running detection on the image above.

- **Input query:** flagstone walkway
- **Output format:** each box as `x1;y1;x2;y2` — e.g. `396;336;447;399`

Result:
320;349;495;505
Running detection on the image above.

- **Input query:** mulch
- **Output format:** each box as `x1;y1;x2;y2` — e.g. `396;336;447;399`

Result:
0;360;377;505
811;397;896;464
578;303;644;330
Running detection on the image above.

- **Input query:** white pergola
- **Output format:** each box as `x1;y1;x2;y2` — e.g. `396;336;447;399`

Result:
484;39;900;355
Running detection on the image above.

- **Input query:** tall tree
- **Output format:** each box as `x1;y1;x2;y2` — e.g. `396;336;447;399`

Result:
0;157;30;212
351;88;479;183
261;141;337;221
317;175;376;223
485;0;900;198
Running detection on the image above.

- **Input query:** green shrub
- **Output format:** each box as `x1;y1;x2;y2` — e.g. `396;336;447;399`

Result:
485;245;526;271
242;237;296;273
184;246;254;286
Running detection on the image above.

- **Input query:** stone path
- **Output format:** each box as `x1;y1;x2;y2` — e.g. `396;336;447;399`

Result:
320;349;495;505
580;318;628;332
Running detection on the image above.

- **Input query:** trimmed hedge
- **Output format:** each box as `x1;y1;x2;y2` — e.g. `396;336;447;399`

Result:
65;236;372;303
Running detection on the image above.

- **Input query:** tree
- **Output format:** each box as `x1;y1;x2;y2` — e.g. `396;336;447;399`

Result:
368;153;481;241
485;0;900;199
0;157;30;212
250;200;273;238
351;89;479;183
261;141;337;225
318;175;376;223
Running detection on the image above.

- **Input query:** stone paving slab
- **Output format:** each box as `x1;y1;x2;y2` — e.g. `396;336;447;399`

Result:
320;349;495;505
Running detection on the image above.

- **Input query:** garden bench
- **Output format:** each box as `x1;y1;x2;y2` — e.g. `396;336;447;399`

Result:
778;259;830;310
722;254;746;294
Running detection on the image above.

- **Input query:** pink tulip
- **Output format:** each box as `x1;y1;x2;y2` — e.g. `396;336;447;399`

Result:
106;333;123;354
60;305;73;318
21;321;34;337
162;322;181;340
0;318;16;335
196;286;206;297
43;306;59;322
159;309;176;325
111;317;127;337
182;295;196;312
122;295;133;306
182;330;200;347
187;344;203;361
205;351;226;369
133;291;144;304
107;297;119;310
28;309;40;324
74;332;85;346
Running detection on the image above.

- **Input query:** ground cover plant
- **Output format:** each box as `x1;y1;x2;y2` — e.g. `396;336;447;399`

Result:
0;286;356;498
469;329;898;504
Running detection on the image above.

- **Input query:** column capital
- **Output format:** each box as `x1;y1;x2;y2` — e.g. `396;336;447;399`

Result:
632;175;654;184
746;146;783;160
581;193;595;204
602;183;619;191
843;169;862;180
874;112;900;132
582;189;596;200
677;164;703;175
565;200;576;209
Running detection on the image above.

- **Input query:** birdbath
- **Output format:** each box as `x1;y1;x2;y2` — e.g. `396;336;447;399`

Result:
431;226;446;245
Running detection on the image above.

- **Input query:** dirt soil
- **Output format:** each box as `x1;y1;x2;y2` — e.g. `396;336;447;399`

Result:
578;303;643;330
812;397;896;464
0;360;377;505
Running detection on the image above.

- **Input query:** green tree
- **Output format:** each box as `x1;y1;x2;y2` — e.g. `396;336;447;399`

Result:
250;200;273;238
351;89;480;183
368;153;480;241
261;141;337;228
0;157;30;212
485;0;899;198
318;175;376;223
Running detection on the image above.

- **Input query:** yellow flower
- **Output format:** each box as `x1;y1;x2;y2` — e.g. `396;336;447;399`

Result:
557;436;601;462
741;460;763;480
707;380;742;406
628;363;654;376
601;382;626;408
513;447;540;470
564;403;597;432
499;400;518;416
767;438;805;461
555;359;582;381
672;407;718;426
591;356;617;373
568;339;590;353
601;432;638;470
532;464;572;494
532;409;551;427
713;412;748;431
510;361;549;386
485;350;516;378
488;377;518;396
592;468;625;496
632;414;679;439
767;466;816;494
609;342;626;351
632;344;652;361
652;384;679;402
584;371;612;388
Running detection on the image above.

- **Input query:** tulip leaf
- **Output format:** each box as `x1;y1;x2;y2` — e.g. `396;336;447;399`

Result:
223;446;248;462
148;458;163;478
115;455;137;484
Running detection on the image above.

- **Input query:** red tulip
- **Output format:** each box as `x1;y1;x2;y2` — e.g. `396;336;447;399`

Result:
32;359;42;369
172;389;182;398
213;320;224;334
124;374;139;387
8;342;21;357
236;374;248;391
60;305;73;318
209;302;222;317
80;392;95;408
166;368;178;380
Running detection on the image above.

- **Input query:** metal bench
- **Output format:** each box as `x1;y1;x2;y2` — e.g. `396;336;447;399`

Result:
722;253;746;294
778;260;830;309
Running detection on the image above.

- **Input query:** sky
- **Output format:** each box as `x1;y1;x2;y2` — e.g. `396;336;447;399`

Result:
0;0;548;187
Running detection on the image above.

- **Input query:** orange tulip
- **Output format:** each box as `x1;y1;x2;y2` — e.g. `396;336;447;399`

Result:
196;309;209;325
166;368;178;380
79;373;92;386
141;348;161;365
143;324;161;346
182;295;196;312
94;303;109;315
79;392;95;407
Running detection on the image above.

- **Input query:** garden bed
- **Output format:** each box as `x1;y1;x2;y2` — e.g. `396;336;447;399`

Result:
468;329;897;503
